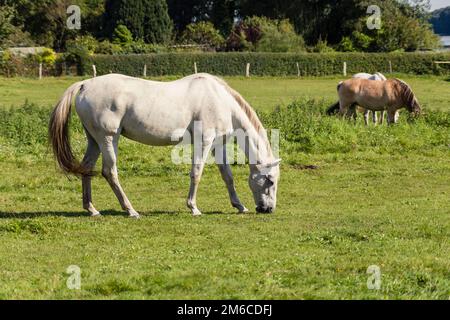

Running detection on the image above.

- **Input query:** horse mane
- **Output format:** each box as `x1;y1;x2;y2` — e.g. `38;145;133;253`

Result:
212;76;264;134
392;78;418;112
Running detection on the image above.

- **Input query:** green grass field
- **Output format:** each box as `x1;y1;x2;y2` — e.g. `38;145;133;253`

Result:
0;75;448;299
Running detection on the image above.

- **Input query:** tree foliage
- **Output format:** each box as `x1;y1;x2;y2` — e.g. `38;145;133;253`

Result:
104;0;173;44
181;21;225;49
430;6;450;35
226;16;305;52
0;0;443;53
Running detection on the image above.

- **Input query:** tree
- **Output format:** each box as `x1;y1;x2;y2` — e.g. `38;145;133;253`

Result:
430;6;450;35
104;0;173;44
354;0;440;51
0;5;15;47
167;0;237;37
210;0;237;36
142;0;173;44
167;0;203;34
237;0;365;45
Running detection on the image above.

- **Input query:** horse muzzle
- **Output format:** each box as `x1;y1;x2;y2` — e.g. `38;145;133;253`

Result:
256;206;274;214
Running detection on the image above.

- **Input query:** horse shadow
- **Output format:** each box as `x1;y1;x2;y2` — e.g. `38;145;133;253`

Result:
0;209;240;219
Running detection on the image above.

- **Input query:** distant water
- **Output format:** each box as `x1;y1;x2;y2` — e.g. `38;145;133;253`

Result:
441;36;450;47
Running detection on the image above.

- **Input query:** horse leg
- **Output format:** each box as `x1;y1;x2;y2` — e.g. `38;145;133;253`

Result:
363;109;370;125
387;109;397;125
187;140;213;216
82;132;101;216
339;100;351;117
100;135;140;218
379;111;385;125
394;111;400;123
343;103;356;121
214;147;248;213
351;106;358;122
372;111;378;125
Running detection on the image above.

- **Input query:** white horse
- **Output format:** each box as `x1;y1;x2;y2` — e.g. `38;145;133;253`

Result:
351;72;388;125
49;73;281;218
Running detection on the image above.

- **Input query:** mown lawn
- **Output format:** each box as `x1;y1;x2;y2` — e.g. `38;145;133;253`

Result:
0;76;448;299
0;74;449;111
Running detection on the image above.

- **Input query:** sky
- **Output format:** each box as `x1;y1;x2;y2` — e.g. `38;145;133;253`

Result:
430;0;450;10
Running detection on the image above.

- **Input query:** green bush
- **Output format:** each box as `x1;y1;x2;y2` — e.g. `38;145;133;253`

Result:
113;25;133;45
311;39;335;53
0;49;59;77
78;52;450;77
226;16;305;53
181;21;225;50
255;19;305;53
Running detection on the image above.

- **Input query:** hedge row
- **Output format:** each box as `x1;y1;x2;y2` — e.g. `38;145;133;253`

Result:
81;52;450;77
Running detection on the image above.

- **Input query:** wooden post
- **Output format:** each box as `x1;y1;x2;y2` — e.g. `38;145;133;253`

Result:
246;63;250;77
389;61;392;73
194;62;198;74
38;63;43;80
92;65;97;77
343;62;347;77
296;62;300;77
143;64;147;77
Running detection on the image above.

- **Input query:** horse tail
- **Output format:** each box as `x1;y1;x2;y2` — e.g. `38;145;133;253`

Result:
326;101;340;115
49;81;91;177
326;81;344;116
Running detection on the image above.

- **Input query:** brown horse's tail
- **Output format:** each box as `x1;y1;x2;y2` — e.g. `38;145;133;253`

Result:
49;81;90;177
326;101;340;115
327;82;344;115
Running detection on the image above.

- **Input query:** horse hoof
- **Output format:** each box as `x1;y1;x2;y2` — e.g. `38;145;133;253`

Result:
238;207;249;213
128;211;141;219
192;209;202;216
90;212;102;218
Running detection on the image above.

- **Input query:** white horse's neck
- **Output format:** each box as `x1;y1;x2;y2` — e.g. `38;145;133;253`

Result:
233;113;274;167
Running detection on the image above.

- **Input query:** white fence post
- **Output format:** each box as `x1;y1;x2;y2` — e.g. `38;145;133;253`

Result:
38;63;43;80
194;62;198;74
143;64;147;77
296;62;300;77
389;61;393;73
246;63;250;77
343;62;347;77
92;65;97;77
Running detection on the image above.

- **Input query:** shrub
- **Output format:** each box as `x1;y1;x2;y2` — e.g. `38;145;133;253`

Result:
256;19;305;53
77;52;450;77
113;25;133;45
36;48;57;65
96;40;123;55
337;37;356;52
226;17;305;53
311;39;335;53
181;22;225;50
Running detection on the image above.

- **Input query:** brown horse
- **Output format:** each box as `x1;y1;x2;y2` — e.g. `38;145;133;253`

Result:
337;78;421;124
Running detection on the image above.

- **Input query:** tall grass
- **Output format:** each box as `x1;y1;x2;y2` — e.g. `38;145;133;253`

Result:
259;99;450;160
0;101;448;164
